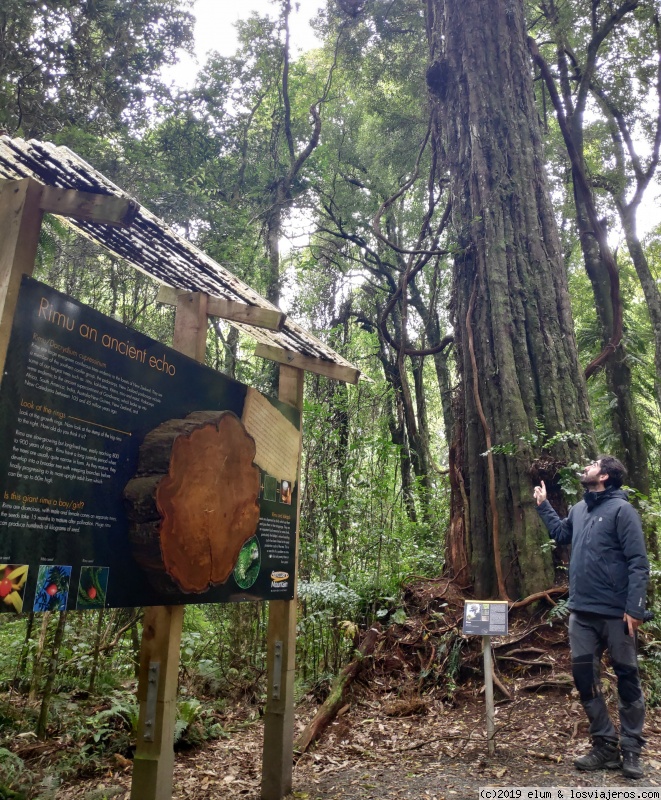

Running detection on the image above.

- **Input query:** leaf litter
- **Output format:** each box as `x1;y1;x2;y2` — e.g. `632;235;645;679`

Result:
40;584;661;797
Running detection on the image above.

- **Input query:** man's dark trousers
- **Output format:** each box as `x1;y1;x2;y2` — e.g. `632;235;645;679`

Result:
570;611;645;754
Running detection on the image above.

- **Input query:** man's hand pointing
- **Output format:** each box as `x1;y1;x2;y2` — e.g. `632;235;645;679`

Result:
534;480;547;506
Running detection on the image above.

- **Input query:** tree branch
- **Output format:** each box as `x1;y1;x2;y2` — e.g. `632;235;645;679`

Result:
528;36;623;380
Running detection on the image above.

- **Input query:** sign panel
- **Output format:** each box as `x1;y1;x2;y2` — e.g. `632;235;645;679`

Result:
0;277;300;612
462;600;509;636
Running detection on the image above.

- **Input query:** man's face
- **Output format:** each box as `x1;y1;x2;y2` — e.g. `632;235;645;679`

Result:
580;460;607;489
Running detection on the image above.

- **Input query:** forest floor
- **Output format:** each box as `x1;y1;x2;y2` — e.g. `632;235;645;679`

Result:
48;578;661;800
55;688;661;800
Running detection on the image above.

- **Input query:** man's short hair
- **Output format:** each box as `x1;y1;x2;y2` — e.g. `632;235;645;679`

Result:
597;455;627;488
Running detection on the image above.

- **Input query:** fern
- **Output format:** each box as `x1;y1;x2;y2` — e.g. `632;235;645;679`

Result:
547;599;569;626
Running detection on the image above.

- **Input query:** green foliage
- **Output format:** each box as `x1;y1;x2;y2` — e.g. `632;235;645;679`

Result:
0;0;659;783
173;698;228;748
443;638;464;698
640;648;661;707
390;608;408;625
640;593;661;706
556;464;582;501
480;423;585;500
86;697;139;745
298;581;360;613
174;698;201;744
635;493;661;534
480;442;518;457
297;580;361;681
0;686;138;788
0;749;30;798
547;600;570;626
0;0;194;138
481;421;585;473
0;618;27;691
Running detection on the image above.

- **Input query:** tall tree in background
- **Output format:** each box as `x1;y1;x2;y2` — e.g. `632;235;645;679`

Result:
306;0;454;527
426;0;595;598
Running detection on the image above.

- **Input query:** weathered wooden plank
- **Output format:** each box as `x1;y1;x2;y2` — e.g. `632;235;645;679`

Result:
130;606;184;800
157;285;286;331
40;186;139;227
173;291;208;363
130;291;209;800
261;364;304;800
255;343;360;384
0;178;44;376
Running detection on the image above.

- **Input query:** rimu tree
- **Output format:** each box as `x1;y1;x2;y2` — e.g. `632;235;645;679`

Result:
427;0;594;598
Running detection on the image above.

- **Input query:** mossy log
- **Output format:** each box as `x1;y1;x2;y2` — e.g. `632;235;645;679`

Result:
294;625;381;754
123;411;260;594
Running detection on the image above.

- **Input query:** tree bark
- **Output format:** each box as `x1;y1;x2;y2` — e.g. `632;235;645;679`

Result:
427;0;594;598
620;208;661;416
377;327;418;522
18;611;35;680
88;608;105;693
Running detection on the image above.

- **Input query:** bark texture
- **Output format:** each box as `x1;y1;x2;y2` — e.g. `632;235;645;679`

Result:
427;0;594;597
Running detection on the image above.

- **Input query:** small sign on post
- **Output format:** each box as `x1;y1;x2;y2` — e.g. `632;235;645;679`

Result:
462;600;509;755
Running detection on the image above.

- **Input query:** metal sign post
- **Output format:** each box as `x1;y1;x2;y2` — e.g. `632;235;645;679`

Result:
482;635;495;755
462;600;508;756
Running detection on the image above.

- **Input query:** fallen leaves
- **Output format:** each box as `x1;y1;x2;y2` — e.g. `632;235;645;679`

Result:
45;679;661;799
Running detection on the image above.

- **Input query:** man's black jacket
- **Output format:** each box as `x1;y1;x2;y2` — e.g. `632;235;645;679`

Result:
536;487;649;619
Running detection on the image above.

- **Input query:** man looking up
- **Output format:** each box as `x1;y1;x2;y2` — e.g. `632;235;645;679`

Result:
534;456;649;779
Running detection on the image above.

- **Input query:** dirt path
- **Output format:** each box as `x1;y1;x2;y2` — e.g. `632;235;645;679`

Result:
60;693;661;800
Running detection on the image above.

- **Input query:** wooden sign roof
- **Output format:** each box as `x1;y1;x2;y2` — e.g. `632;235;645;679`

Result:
0;137;360;384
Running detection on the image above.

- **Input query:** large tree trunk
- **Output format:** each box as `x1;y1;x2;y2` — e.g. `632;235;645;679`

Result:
88;608;105;693
427;0;594;598
377;327;420;522
383;389;417;522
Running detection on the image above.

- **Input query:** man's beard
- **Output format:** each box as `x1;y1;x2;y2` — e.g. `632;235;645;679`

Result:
580;475;601;490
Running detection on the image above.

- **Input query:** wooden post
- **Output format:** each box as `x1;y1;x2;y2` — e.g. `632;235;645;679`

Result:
0;178;44;376
261;364;304;800
130;291;208;800
483;635;495;756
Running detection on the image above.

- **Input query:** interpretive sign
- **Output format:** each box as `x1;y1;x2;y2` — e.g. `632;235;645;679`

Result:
462;600;509;636
0;277;300;612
